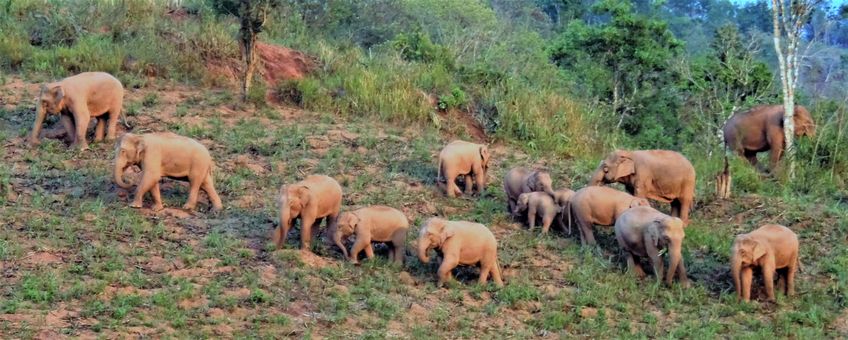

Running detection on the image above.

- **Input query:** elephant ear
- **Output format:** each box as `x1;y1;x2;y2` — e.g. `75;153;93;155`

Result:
295;186;311;208
614;151;635;180
479;145;490;167
647;220;662;247
348;213;361;233
750;240;767;262
134;137;146;161
439;224;456;246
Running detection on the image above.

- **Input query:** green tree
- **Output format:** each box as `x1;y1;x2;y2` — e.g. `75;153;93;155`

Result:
548;0;683;146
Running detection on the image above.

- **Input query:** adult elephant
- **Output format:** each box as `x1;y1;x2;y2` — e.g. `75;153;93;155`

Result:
590;150;695;224
722;105;816;170
437;140;490;197
29;72;124;150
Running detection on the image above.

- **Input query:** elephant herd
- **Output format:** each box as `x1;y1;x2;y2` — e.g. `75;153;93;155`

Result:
28;71;806;302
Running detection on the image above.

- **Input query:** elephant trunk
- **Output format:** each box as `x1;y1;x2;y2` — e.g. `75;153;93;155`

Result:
333;227;349;259
113;156;132;189
417;237;431;263
589;168;605;186
666;242;682;285
29;103;46;145
731;252;742;298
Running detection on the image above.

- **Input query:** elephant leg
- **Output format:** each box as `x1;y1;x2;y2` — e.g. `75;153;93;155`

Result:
670;200;681;219
275;218;293;250
391;231;406;265
473;165;486;195
94;118;106;142
151;182;164;212
202;174;223;211
300;216;317;252
679;196;692;225
478;262;491;285
507;199;515;217
762;266;776;301
131;174;158;209
741;267;753;302
445;173;460;197
625;252;645;278
490;260;504;287
437;255;459;287
464;174;473;194
71;107;91;150
527;206;537;231
350;237;369;264
578;219;596;246
541;214;554;235
364;243;375;259
182;176;204;211
60;115;75;145
106;103;121;140
744;150;759;167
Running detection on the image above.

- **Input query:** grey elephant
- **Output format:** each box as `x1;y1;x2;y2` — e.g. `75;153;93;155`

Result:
615;206;689;287
503;167;555;215
514;192;561;234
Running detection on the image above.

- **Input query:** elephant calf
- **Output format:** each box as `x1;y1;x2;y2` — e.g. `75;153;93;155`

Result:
333;206;409;265
514;192;560;235
417;218;503;287
568;186;650;246
274;175;343;252
113;132;222;212
503;167;555;215
731;224;799;302
437;140;490;197
615;206;688;287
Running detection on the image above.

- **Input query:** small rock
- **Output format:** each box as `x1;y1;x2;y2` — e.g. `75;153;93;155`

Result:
398;271;416;286
82;213;97;222
579;307;598;318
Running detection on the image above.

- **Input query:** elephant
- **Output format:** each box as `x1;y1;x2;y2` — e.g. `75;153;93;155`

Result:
273;175;343;252
113;132;222;212
552;188;576;233
30;72;124;150
437;140;490;197
723;105;816;170
731;224;799;302
568;186;650;246
417;217;503;287
332;206;409;265
514;192;561;234
590;150;696;225
615;206;688;287
503;167;555;215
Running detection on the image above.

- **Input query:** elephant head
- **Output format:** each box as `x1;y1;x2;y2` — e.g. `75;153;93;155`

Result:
793;106;816;137
475;145;489;174
30;84;66;145
648;216;686;285
513;193;531;217
527;171;555;196
731;235;767;298
333;212;357;258
113;133;145;189
417;218;454;263
591;151;635;186
281;185;309;229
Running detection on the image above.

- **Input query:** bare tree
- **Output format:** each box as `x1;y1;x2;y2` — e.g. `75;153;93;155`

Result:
770;0;821;178
238;0;275;102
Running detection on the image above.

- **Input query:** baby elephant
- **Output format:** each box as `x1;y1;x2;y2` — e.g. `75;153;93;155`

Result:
333;206;409;265
275;175;343;252
569;186;650;246
731;224;799;302
503;167;555;214
417;218;503;287
514;192;561;234
615;206;688;287
113;132;222;212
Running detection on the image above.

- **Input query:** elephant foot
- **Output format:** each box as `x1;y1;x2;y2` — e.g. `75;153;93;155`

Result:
181;203;196;211
129;201;143;209
153;204;165;212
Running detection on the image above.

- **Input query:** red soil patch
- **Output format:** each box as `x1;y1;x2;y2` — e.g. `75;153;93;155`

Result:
206;42;317;88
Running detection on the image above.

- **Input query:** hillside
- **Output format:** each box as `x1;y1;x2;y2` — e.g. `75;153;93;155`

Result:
1;75;847;338
2;0;848;338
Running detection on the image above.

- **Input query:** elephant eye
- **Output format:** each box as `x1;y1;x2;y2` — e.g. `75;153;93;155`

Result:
603;166;609;173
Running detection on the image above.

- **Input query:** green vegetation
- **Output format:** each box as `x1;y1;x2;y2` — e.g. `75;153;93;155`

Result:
1;0;848;338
